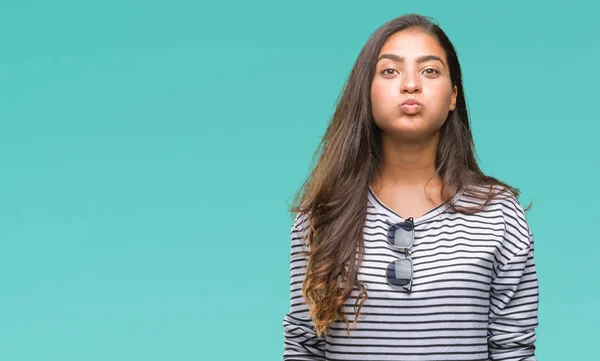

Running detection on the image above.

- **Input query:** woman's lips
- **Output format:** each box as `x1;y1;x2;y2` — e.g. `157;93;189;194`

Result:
399;104;421;114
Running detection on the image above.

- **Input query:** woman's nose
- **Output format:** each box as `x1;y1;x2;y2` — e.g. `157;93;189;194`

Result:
400;72;421;93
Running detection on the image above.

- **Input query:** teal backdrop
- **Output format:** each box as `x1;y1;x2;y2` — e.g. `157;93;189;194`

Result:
1;1;597;360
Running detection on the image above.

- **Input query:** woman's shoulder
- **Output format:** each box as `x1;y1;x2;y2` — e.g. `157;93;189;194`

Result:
461;183;532;238
461;183;526;210
465;183;533;252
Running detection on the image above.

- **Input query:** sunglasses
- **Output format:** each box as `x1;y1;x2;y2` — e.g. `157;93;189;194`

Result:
384;217;415;292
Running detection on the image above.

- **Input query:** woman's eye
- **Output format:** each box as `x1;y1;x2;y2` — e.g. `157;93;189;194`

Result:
423;68;440;75
381;67;397;75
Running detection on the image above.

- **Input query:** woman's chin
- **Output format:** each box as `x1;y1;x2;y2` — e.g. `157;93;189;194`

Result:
379;118;441;140
388;118;426;132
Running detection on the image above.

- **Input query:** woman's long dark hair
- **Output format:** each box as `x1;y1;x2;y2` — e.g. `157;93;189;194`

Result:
288;13;532;338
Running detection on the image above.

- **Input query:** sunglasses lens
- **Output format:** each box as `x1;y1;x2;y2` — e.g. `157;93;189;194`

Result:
389;222;413;248
386;259;412;287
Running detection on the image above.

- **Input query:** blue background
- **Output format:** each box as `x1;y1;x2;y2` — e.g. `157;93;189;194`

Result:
1;1;597;359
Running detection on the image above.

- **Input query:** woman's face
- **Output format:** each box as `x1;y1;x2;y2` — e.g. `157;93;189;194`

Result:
371;30;457;140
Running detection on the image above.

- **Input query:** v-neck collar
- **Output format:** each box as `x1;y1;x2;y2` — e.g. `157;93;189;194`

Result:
368;185;465;226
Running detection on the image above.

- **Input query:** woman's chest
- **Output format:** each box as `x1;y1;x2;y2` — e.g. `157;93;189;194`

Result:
360;222;503;298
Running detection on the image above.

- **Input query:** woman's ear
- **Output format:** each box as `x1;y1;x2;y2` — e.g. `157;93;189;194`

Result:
449;85;457;111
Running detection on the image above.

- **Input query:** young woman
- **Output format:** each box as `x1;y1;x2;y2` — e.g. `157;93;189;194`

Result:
282;14;539;361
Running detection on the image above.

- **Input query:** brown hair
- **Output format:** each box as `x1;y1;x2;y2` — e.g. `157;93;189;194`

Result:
287;13;532;338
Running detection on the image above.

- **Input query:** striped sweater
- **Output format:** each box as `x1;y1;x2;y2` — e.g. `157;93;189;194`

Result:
282;185;539;361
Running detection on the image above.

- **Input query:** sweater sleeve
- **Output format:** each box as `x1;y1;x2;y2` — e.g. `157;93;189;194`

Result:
282;213;326;360
488;227;539;361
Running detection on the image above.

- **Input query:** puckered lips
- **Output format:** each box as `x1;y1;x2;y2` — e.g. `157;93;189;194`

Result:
399;98;422;115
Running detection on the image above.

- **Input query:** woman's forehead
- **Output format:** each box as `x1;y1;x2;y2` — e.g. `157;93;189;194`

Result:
378;30;445;60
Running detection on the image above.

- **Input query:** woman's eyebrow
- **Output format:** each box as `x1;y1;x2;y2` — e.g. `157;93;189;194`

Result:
377;53;445;67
